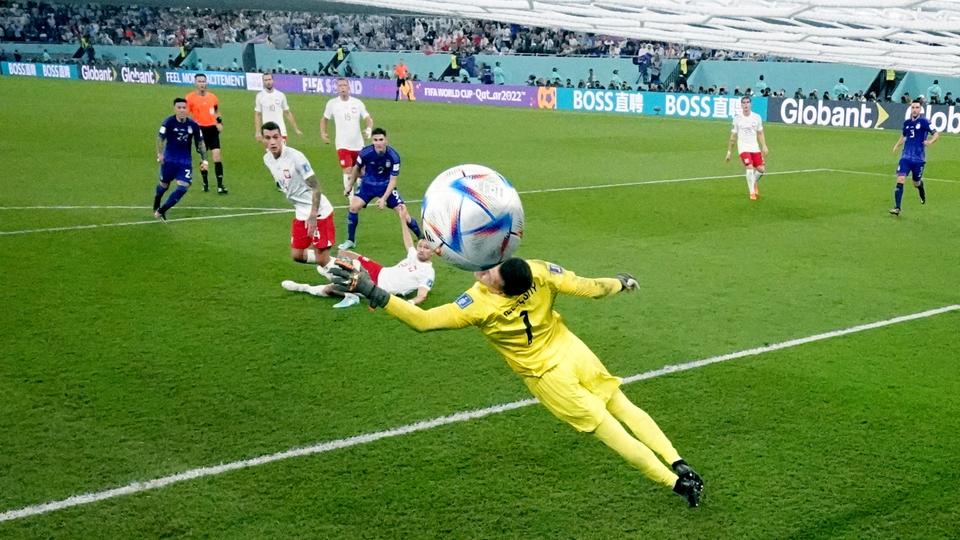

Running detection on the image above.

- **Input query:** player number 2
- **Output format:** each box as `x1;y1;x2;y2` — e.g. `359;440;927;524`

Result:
520;310;533;345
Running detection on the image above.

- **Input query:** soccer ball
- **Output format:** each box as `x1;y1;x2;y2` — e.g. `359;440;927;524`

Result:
421;164;524;271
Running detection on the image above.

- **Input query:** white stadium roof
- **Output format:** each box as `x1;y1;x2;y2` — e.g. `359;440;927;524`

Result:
330;0;960;76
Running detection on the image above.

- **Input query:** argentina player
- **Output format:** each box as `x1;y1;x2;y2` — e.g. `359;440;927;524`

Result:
154;97;207;221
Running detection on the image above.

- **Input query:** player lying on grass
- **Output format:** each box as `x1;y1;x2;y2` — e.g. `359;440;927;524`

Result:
328;256;706;507
282;213;435;308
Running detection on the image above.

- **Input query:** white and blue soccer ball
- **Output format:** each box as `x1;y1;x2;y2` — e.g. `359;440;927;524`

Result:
421;164;524;272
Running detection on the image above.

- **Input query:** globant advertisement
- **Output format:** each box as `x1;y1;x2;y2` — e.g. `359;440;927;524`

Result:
77;64;161;84
555;88;768;121
767;97;960;134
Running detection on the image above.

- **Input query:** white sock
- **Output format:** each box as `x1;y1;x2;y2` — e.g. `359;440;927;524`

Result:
746;169;756;193
342;172;351;194
305;250;317;264
316;259;336;280
307;285;330;297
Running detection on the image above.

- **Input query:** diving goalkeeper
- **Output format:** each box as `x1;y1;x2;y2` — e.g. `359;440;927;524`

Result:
330;257;705;507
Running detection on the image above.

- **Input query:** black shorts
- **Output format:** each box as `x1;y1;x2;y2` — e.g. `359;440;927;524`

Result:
200;125;221;150
396;77;407;87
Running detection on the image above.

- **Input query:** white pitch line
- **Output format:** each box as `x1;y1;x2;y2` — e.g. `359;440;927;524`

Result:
518;168;828;195
0;205;290;211
825;168;960;184
0;169;826;236
0;209;291;236
1;303;956;523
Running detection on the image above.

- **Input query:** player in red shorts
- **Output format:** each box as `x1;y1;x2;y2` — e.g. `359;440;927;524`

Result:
260;121;337;277
282;214;436;309
320;78;374;200
725;96;769;200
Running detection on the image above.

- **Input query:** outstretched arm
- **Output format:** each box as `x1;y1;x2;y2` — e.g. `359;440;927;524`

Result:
400;211;414;250
550;266;637;299
329;263;472;330
384;296;471;331
408;286;430;306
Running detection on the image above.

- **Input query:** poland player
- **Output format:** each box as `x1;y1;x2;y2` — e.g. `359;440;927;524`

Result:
320;77;374;198
725;96;769;200
254;73;302;141
282;214;436;309
260;121;337;275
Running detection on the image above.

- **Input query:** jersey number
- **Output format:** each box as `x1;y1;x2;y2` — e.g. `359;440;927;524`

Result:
520;311;533;345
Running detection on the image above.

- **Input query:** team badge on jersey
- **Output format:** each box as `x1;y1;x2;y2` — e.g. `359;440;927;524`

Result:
455;293;473;309
283;169;291;178
548;263;564;274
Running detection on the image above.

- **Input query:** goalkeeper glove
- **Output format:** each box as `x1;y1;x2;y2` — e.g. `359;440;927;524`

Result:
329;257;391;308
616;272;638;292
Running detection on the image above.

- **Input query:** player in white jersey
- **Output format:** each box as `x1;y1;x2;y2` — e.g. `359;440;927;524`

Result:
282;212;435;308
725;96;769;200
254;73;303;140
320;77;374;198
255;73;304;190
260;121;337;275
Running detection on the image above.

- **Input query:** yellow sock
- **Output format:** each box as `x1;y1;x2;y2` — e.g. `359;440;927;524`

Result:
607;390;682;465
593;412;677;487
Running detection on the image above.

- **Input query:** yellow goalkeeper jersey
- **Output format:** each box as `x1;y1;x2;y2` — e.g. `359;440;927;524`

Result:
384;260;623;377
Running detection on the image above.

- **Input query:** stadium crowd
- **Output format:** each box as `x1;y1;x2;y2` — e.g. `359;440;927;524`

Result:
3;1;954;104
1;1;772;60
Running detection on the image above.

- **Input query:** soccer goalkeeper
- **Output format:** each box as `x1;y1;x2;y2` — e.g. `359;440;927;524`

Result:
330;257;705;507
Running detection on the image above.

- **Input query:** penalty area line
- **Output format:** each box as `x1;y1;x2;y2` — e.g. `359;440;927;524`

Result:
1;302;956;523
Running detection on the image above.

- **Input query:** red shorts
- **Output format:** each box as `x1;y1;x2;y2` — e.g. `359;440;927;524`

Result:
740;152;764;168
290;214;336;250
337;149;360;169
355;256;383;284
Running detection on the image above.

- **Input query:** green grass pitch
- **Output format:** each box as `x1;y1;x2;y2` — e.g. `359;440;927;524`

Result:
1;77;959;538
